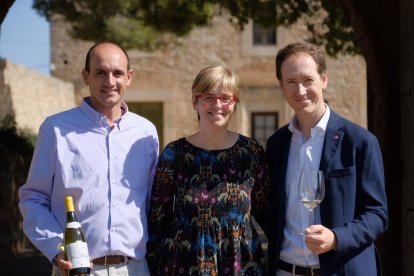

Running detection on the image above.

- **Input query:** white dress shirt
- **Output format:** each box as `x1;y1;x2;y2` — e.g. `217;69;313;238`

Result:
279;106;330;267
19;97;159;262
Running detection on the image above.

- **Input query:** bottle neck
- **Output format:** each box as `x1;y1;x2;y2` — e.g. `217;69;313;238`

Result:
66;211;77;223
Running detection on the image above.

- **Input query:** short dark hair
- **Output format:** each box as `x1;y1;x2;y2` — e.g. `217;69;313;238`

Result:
275;41;327;81
84;42;131;72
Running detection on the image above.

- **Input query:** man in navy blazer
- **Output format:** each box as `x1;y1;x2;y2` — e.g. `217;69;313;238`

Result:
265;42;388;276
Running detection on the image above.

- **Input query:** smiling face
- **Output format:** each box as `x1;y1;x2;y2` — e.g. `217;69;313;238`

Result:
280;52;327;119
194;83;236;130
191;66;239;131
82;43;133;114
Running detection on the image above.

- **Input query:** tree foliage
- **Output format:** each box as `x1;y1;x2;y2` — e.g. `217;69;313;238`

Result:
0;0;15;24
33;0;358;55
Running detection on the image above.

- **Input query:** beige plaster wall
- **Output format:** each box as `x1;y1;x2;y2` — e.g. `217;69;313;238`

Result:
0;59;75;134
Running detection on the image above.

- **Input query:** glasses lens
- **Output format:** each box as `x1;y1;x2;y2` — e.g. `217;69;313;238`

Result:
202;95;215;104
220;96;232;104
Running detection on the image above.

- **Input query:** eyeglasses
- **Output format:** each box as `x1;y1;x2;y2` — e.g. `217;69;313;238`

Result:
196;94;238;106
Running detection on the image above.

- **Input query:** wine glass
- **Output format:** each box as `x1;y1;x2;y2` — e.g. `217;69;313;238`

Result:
299;170;325;230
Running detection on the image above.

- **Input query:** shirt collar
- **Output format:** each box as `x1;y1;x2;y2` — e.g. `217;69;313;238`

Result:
288;104;331;137
80;97;129;129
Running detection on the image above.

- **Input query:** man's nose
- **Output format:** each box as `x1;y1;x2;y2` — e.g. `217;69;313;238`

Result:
297;83;307;95
104;74;115;85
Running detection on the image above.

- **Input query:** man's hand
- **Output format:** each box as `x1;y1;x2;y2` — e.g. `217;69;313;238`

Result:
304;225;338;255
55;251;72;276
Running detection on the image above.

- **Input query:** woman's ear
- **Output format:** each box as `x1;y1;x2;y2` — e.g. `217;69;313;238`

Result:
192;95;198;110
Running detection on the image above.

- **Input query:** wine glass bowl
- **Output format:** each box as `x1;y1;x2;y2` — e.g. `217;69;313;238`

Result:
299;170;325;229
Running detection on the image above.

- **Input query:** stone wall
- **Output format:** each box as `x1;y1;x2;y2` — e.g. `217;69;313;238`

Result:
0;59;75;134
50;13;366;147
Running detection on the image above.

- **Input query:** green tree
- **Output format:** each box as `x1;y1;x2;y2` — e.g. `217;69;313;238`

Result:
32;1;412;275
0;0;15;24
33;0;357;55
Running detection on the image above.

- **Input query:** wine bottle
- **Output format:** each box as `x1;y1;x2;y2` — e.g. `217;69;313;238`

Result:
64;196;91;276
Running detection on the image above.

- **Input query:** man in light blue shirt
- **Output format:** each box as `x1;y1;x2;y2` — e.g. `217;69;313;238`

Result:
19;42;159;276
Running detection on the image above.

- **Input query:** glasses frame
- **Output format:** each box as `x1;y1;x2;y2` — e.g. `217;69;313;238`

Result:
195;93;238;106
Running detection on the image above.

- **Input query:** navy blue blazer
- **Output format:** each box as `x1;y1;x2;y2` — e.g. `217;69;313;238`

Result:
265;110;388;276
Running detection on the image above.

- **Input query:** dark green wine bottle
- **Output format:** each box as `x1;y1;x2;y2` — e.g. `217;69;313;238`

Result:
64;196;91;276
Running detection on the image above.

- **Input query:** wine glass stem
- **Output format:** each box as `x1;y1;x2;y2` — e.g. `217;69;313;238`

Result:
308;208;314;227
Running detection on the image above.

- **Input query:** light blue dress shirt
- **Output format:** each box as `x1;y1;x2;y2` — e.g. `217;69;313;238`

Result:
19;97;159;262
279;106;330;267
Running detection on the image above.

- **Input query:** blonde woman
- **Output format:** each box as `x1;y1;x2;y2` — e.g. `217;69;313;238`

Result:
146;65;268;275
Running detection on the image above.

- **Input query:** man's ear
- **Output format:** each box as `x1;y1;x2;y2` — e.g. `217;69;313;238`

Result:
322;72;328;89
126;69;133;86
82;69;89;85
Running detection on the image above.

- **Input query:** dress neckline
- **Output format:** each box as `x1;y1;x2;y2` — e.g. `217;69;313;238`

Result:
182;134;241;152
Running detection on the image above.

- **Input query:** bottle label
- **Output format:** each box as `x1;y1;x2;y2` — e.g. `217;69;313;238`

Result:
66;241;90;268
66;222;82;229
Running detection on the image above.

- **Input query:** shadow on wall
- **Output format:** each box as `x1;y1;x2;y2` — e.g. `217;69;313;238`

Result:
0;115;52;274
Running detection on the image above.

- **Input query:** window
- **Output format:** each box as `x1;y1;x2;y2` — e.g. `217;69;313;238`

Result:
241;20;281;56
253;21;276;46
251;112;278;148
127;102;163;148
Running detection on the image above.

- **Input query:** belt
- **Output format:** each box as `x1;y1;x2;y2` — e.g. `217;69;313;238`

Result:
92;255;133;266
278;260;320;276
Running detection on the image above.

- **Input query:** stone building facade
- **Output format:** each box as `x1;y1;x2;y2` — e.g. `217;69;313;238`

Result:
50;13;366;148
0;59;75;133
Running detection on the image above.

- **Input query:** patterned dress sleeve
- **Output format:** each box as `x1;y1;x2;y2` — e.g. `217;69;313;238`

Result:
146;141;180;275
250;139;270;237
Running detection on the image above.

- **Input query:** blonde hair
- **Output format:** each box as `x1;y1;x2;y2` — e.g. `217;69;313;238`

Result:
191;65;239;104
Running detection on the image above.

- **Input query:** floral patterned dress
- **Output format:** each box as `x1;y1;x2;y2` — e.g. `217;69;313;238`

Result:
147;135;269;275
